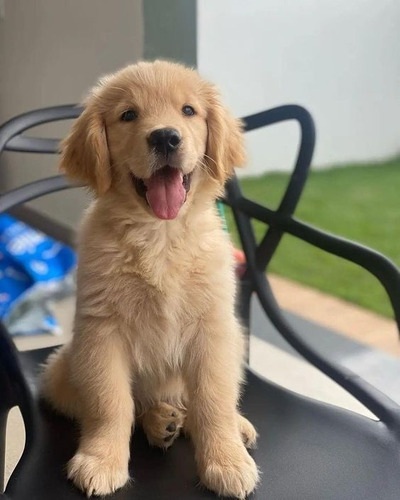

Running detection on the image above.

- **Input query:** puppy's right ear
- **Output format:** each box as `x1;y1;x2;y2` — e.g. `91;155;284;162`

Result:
202;82;246;186
59;104;111;196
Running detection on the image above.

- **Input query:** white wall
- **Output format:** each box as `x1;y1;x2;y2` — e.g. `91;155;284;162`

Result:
198;0;400;175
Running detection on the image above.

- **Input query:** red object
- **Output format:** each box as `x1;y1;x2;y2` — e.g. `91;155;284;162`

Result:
233;248;246;264
233;248;246;277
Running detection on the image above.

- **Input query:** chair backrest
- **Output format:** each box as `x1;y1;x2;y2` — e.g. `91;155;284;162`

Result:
0;104;399;437
0;105;83;214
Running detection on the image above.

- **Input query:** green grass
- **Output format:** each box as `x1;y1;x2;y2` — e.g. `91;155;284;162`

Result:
225;157;400;318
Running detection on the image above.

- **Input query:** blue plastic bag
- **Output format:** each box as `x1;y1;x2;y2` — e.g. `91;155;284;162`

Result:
0;214;76;334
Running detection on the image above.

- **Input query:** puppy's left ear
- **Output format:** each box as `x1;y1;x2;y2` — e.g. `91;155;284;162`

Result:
203;84;246;185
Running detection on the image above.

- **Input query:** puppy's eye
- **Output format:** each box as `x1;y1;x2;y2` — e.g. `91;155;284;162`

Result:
182;105;195;116
121;109;138;122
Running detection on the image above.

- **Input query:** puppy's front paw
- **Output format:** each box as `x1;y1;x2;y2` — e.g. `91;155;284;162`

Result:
199;442;259;499
67;451;130;496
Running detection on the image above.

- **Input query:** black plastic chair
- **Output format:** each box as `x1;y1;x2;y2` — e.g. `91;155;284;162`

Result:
1;105;399;500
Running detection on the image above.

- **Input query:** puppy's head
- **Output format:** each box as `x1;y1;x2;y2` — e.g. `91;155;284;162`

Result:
60;61;246;220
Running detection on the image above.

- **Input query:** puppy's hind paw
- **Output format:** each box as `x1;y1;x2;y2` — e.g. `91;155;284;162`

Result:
238;414;258;449
142;402;186;449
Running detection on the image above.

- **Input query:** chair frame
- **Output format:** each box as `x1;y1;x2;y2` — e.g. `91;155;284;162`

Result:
0;104;399;494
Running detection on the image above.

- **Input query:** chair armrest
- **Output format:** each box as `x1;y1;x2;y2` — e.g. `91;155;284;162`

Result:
235;196;400;329
286;217;400;326
233;194;400;428
0;176;74;214
0;105;83;155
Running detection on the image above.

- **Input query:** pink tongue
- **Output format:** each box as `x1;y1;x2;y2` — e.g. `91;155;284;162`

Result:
144;167;186;220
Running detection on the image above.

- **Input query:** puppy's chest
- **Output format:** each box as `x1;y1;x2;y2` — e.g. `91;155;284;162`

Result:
120;267;209;328
117;246;211;316
121;275;194;375
115;252;212;372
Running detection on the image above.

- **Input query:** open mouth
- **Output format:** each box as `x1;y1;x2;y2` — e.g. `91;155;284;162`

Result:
130;166;192;220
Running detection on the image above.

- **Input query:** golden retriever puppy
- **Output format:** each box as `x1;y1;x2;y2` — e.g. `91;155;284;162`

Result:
41;60;259;499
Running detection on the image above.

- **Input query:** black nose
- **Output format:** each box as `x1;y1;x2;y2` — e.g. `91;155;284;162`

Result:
147;128;181;155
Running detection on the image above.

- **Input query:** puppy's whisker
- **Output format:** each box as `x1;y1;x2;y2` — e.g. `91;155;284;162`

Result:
203;154;217;168
198;159;213;177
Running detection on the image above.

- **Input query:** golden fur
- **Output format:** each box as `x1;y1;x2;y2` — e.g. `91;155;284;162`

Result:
41;60;259;498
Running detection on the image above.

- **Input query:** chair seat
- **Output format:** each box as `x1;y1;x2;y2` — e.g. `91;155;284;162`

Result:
5;346;400;500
